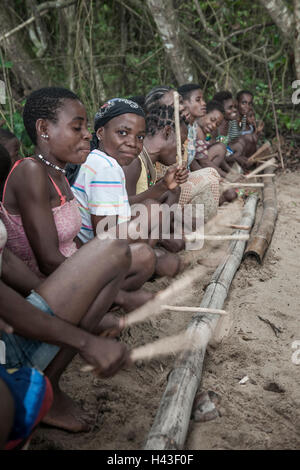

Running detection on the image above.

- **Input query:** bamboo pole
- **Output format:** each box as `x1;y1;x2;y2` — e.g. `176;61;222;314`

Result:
144;193;258;450
244;166;278;263
173;91;182;166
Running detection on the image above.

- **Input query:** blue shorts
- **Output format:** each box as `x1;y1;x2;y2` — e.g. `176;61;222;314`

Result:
1;291;60;371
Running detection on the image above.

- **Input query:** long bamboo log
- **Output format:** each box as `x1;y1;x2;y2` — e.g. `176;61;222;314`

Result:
243;166;277;263
144;194;258;450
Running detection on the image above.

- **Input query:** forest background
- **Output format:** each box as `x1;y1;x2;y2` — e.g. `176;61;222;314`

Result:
0;0;299;156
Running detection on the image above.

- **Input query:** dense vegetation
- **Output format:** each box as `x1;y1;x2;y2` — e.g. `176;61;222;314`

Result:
0;0;299;156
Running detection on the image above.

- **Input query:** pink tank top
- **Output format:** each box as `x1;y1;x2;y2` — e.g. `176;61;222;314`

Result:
0;158;82;278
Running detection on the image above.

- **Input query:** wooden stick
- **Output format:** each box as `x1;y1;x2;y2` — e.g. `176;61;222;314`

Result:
264;49;284;170
244;158;276;179
245;173;275;178
222;182;264;188
123;265;205;328
249;152;278;163
82;331;197;372
248;141;272;163
225;224;251;230
173;91;182;166
184;233;249;242
162;305;228;315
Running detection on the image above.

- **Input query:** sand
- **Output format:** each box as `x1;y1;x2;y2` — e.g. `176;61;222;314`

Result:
31;170;300;450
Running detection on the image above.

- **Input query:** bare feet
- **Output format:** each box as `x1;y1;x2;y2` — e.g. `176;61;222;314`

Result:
115;288;154;312
42;387;92;433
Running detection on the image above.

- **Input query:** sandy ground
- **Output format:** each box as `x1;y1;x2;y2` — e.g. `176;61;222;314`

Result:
31;170;300;450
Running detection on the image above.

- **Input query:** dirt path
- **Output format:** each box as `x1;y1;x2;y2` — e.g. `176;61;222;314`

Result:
31;170;300;450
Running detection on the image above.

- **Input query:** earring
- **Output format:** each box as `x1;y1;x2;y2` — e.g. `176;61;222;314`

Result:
41;134;49;139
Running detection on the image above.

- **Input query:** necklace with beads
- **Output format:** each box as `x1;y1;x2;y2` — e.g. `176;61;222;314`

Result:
36;154;66;174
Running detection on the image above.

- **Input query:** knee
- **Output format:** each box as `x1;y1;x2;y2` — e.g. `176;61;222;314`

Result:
107;239;131;272
133;243;156;276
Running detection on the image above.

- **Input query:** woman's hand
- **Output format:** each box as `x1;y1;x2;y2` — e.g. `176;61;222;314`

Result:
163;165;189;190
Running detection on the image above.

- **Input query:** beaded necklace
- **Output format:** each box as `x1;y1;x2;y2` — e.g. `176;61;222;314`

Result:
36;154;66;174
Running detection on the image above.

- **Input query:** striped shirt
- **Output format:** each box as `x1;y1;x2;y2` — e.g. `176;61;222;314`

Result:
72;149;131;244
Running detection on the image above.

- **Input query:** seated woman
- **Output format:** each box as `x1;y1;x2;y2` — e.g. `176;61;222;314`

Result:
0;128;20;165
212;90;252;170
193;100;232;176
72;98;184;277
0;88;154;311
124;104;221;224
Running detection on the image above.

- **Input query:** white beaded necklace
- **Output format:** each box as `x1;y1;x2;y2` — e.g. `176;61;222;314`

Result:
36;154;66;174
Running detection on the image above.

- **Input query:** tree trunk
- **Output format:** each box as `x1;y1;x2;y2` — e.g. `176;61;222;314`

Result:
259;0;294;40
0;3;48;93
146;0;195;85
294;0;300;81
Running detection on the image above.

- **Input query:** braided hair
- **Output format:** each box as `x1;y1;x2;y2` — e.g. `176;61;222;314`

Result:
146;104;186;137
23;87;80;145
144;86;173;112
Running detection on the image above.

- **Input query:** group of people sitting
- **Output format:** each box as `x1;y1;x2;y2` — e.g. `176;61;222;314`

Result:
0;83;263;448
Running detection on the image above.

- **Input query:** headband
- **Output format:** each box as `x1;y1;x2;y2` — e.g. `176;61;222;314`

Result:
94;98;145;131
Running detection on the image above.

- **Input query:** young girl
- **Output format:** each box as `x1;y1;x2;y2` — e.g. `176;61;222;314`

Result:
125;104;220;223
0;88;152;311
72;98;184;277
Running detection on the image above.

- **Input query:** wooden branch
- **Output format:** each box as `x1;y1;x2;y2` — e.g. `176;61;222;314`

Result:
264;48;284;169
0;0;76;43
162;305;228;316
173;91;182;166
144;194;259;450
244;166;277;263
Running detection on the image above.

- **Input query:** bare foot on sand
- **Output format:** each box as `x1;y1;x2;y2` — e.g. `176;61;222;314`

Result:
42;388;92;433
